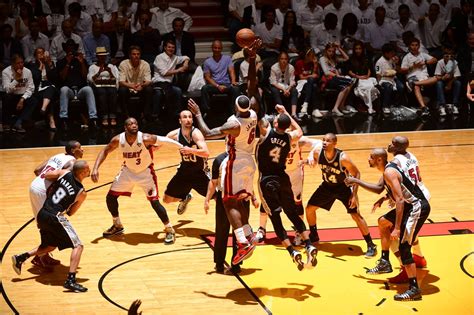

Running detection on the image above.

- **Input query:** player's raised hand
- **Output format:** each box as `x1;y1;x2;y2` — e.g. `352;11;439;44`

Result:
275;104;286;114
188;98;201;116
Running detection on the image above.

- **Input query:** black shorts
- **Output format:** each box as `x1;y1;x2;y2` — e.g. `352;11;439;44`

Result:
165;169;210;199
308;182;357;213
382;199;430;245
37;210;82;250
259;173;296;215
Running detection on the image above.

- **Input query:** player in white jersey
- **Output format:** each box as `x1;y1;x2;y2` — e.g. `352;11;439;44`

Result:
188;95;261;265
384;136;429;283
29;140;84;268
255;136;323;245
91;117;183;244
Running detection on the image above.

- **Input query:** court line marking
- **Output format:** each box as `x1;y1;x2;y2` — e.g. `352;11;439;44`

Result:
460;252;474;278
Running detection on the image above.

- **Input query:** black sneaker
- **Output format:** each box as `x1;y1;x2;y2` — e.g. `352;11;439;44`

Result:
177;193;193;215
63;279;88;292
103;224;124;237
366;258;392;274
394;286;422;301
12;255;24;275
365;244;377;258
214;264;225;273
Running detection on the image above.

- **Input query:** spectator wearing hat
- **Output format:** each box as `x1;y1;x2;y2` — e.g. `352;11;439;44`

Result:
88;46;119;126
83;20;111;66
57;39;97;130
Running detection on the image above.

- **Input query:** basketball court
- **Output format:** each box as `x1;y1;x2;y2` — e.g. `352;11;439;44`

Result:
1;130;473;314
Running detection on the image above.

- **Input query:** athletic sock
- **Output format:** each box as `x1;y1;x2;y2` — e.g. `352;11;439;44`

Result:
381;250;390;261
309;225;318;234
286;245;295;255
303;239;312;249
234;227;248;244
113;217;122;226
363;233;374;245
67;272;76;281
408;277;419;289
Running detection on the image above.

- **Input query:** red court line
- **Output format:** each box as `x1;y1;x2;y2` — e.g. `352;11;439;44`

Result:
203;221;474;247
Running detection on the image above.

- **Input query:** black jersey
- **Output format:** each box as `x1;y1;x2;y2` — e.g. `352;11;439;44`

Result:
318;148;347;185
178;127;208;173
257;128;291;176
43;172;84;215
384;162;426;204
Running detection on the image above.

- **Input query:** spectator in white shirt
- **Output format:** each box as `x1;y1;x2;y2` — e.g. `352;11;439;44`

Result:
407;0;429;22
45;1;65;38
50;20;85;63
21;19;49;64
64;0;101;21
150;0;192;35
364;6;397;54
276;0;292;26
434;46;462;116
323;0;351;27
375;43;404;113
228;0;254;49
66;2;92;37
392;4;420;53
352;0;375;28
373;0;400;22
254;6;282;59
152;39;190;119
400;37;437;115
418;3;447;59
1;54;37;132
101;0;119;24
310;12;340;54
296;0;324;33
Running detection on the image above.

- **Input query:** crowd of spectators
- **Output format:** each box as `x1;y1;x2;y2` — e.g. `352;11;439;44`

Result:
0;0;473;134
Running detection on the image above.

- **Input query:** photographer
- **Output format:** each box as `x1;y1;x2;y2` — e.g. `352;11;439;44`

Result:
57;39;98;130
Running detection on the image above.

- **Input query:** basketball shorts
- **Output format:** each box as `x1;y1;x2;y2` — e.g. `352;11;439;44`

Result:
30;185;46;217
165;169;210;199
286;165;304;205
37;210;82;250
220;154;256;201
109;164;159;200
259;173;296;215
308;183;358;213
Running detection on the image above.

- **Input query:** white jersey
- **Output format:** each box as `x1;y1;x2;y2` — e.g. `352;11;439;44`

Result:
119;131;153;173
30;153;76;193
393;152;431;200
225;109;258;157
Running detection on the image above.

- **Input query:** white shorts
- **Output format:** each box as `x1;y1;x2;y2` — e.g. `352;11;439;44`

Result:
30;186;46;217
220;154;256;201
286;166;304;205
109;164;160;200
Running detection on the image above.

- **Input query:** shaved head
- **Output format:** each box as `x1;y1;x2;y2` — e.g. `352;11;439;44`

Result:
388;136;409;154
371;148;387;159
325;133;337;142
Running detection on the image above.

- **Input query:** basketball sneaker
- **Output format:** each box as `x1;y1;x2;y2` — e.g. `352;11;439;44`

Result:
103;224;124;237
232;242;256;265
394;286;422;301
291;250;304;271
365;244;377;258
413;254;427;268
177;193;193;215
31;255;45;268
305;245;318;269
388;267;409;284
255;226;266;243
41;253;61;265
63;279;88;292
12;254;25;275
366;258;393;274
164;226;176;245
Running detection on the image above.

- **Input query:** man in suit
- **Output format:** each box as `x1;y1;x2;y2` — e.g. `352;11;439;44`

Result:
161;17;195;64
106;17;131;66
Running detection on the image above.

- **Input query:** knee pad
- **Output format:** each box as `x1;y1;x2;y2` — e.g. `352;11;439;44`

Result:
399;242;414;265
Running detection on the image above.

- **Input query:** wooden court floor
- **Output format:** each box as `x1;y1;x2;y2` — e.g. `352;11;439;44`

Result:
1;130;473;314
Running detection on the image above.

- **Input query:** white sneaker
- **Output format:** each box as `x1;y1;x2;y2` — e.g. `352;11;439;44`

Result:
293;231;302;246
452;105;459;115
255;227;266;242
368;108;376;115
383;107;391;115
346;105;358;113
291;250;304;271
312;109;323;118
300;104;308;115
438;106;446;116
332;109;344;117
305;245;318;269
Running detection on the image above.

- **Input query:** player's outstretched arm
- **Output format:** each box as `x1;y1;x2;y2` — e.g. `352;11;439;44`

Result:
182;128;209;158
91;136;119;183
34;159;48;176
344;175;385;194
44;168;69;181
341;152;361;208
148;134;183;148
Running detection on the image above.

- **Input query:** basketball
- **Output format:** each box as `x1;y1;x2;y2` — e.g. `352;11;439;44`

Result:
236;28;256;48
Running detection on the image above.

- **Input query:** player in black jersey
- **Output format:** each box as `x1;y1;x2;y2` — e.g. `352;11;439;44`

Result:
12;160;90;293
256;105;317;270
345;149;430;301
164;110;210;215
306;133;377;257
